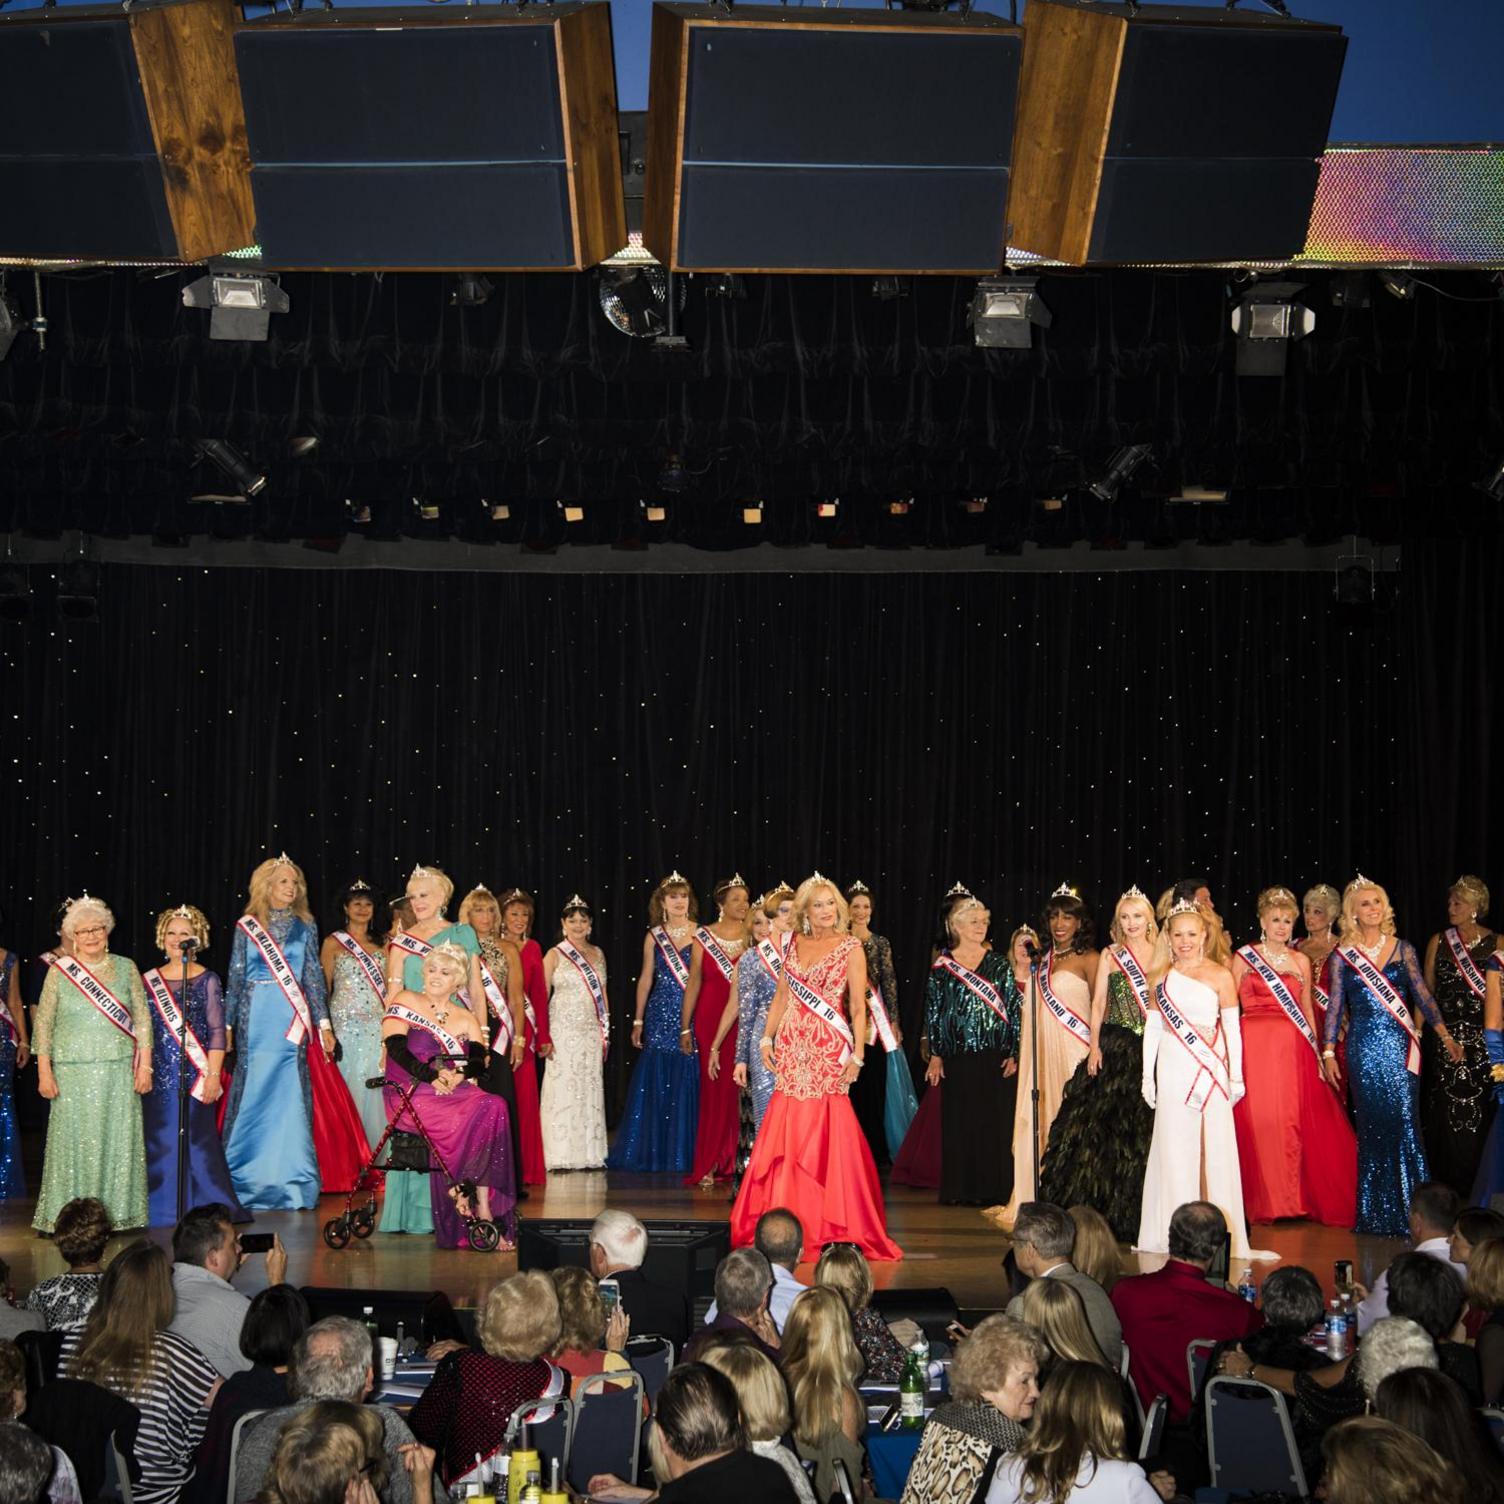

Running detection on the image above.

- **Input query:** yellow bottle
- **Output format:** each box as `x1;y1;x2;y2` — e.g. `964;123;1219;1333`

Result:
507;1440;539;1504
537;1457;568;1504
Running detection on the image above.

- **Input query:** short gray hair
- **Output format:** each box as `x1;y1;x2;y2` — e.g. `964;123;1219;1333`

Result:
1013;1203;1076;1262
1356;1316;1437;1399
1260;1267;1325;1334
290;1317;373;1401
590;1209;647;1270
714;1248;772;1320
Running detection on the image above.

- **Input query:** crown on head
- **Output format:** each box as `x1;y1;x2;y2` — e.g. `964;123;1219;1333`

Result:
847;880;871;896
172;904;194;919
1119;884;1148;905
471;882;491;895
501;888;530;905
62;891;94;914
564;893;588;910
273;851;294;866
1345;872;1375;893
1166;896;1203;921
349;879;372;893
409;864;440;882
428;940;470;970
663;870;687;887
952;897;987;918
721;873;747;890
810;870;827;885
1052;881;1079;899
945;881;974;899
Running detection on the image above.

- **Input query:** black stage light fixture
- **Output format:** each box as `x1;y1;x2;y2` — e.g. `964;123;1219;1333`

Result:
1230;279;1315;376
347;500;373;526
1329;272;1371;309
56;560;100;623
0;280;24;362
1167;483;1231;504
412;497;441;523
450;274;495;308
1088;444;1153;503
1333;546;1375;606
969;276;1051;349
288;435;320;459
658;452;692;495
182;272;290;342
599;268;670;338
1476;456;1504;502
1378;270;1416;301
741;500;764;525
487;501;512;522
871;277;908;302
704;274;747;300
0;563;31;623
195;439;267;498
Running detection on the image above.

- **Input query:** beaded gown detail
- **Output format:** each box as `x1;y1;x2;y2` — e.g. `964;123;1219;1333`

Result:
0;951;24;1199
1038;962;1153;1243
735;944;782;1129
513;937;549;1186
472;938;520;1198
685;931;744;1185
328;946;390;1155
1470;954;1504;1207
1422;928;1497;1198
539;946;608;1170
730;938;901;1261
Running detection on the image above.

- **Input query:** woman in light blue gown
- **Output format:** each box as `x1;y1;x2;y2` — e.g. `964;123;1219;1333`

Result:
320;881;390;1155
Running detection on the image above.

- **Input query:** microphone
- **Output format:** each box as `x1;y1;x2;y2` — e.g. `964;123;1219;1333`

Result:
178;938;201;954
1022;939;1041;961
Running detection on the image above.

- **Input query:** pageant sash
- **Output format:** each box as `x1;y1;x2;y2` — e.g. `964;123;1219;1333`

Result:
866;985;900;1054
54;955;137;1043
384;1005;464;1062
478;957;513;1052
1445;927;1488;1001
651;927;691;991
1155;980;1230;1112
1110;945;1152;1021
1236;945;1320;1062
695;927;739;984
388;931;434;963
560;941;610;1055
756;935;787;983
1339;945;1422;1075
238;916;317;1046
142;968;212;1102
1039;953;1093;1050
932;953;1013;1031
332;931;386;1001
785;966;854;1067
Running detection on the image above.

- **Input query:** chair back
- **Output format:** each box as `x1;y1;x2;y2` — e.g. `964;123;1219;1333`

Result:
1186;1338;1217;1402
23;1377;140;1504
106;1431;136;1504
831;1457;858;1504
505;1394;575;1484
1205;1376;1308;1498
624;1334;674;1405
567;1371;644;1493
16;1328;66;1391
1484;1407;1504;1451
1138;1394;1168;1461
1118;1339;1131;1379
226;1408;268;1504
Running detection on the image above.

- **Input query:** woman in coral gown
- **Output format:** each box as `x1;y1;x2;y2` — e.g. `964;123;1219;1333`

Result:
499;889;550;1187
731;875;900;1262
1231;887;1356;1227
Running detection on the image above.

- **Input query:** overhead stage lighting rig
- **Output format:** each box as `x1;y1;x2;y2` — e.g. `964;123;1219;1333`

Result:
1230;280;1315;377
193;440;267;500
969;276;1051;349
1088;444;1153;503
182;272;290;343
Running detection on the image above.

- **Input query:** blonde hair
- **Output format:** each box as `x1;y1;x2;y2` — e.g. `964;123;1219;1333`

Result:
421;943;469;992
60;897;115;946
246;858;314;926
405;865;455;911
154;905;210;955
1065;1205;1122;1294
458;887;502;937
1450;874;1490;921
698;1340;792;1443
1108;895;1157;949
648;876;698;928
780;1287;862;1447
814;1243;874;1316
945;896;991;944
548;1265;607;1355
1322;1416;1464;1504
793;876;849;937
1016;1280;1109;1369
1256;886;1299;919
1008;925;1040;962
1147;903;1214;984
950;1315;1048;1405
263;1401;388;1504
477;1272;561;1362
1338;879;1397;940
1466;1237;1504;1312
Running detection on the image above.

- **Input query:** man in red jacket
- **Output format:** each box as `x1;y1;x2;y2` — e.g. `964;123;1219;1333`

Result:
1111;1200;1263;1421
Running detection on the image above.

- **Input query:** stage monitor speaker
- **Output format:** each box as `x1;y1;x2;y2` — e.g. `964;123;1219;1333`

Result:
233;3;624;271
644;2;1020;274
0;0;253;262
1009;0;1346;265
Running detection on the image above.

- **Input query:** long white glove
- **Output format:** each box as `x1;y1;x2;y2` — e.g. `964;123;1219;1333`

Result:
1141;1010;1163;1110
1223;1006;1246;1105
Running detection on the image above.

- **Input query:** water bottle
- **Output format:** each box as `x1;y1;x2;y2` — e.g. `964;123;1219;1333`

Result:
1325;1300;1348;1360
899;1340;927;1428
1339;1291;1356;1339
395;1318;407;1358
362;1305;380;1349
1237;1270;1257;1304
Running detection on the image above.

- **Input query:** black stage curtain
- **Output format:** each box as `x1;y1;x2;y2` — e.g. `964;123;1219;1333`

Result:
3;547;1501;1117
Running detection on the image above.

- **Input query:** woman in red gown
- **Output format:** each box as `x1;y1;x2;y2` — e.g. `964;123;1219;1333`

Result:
730;875;901;1262
500;888;549;1186
1232;886;1356;1226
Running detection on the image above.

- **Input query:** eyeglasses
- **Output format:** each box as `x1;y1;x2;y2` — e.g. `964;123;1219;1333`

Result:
73;926;108;939
821;1241;862;1255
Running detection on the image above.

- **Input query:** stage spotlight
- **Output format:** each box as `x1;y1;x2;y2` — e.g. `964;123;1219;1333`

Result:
0;281;24;362
1329;272;1371;309
643;501;668;524
195;439;267;498
560;503;586;524
963;496;987;515
658;452;692;494
1230;280;1315;376
1088;444;1153;503
1167;484;1231;504
450;274;494;308
412;497;440;522
288;435;320;459
871;277;908;302
742;501;764;525
1378;270;1416;301
347;500;372;525
182;272;290;342
0;563;31;623
487;501;512;522
889;499;912;517
816;499;839;519
1476;456;1504;502
57;560;99;623
969;276;1051;349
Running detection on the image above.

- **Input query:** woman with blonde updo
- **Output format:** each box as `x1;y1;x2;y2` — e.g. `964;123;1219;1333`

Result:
1231;887;1355;1227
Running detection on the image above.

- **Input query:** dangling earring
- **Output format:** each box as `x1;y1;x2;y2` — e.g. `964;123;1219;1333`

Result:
1259;926;1267;943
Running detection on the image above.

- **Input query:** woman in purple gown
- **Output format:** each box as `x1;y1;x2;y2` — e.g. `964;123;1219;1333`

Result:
382;941;516;1250
140;906;247;1226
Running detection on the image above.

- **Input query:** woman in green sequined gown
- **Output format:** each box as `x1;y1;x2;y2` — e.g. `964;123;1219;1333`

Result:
1038;888;1158;1242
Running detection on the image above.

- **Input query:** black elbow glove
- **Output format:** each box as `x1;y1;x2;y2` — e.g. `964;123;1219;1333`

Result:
462;1041;489;1080
386;1033;439;1084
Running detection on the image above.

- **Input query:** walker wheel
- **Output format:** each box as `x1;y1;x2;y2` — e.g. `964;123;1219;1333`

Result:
467;1219;501;1253
352;1208;376;1239
323;1217;353;1250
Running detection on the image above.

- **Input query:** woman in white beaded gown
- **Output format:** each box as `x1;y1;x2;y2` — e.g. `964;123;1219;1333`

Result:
539;895;609;1171
1138;898;1267;1260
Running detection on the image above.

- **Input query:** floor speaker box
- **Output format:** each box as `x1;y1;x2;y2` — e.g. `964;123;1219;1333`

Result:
644;2;1020;274
0;0;253;262
233;2;624;270
1010;0;1346;265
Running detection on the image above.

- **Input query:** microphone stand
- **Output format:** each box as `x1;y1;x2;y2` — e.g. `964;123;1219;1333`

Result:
1028;952;1041;1195
175;940;193;1224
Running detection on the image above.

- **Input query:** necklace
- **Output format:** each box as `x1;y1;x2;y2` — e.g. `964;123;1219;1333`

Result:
1052;943;1073;957
1261;942;1291;968
1355;935;1386;962
666;923;691;943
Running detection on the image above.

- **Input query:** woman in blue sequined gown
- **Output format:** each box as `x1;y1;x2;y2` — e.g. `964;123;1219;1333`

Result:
714;886;794;1131
0;940;30;1199
608;874;700;1172
140;906;247;1226
1321;877;1463;1236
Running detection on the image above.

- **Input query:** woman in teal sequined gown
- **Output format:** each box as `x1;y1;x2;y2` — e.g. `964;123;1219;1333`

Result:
320;883;391;1156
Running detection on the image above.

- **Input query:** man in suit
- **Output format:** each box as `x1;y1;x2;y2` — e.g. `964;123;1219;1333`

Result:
1005;1201;1123;1371
589;1208;692;1352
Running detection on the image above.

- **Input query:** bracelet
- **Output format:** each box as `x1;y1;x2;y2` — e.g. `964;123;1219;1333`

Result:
1491;1064;1504;1083
759;1036;773;1049
680;1028;692;1037
853;1058;865;1069
632;1017;644;1026
1321;1049;1337;1059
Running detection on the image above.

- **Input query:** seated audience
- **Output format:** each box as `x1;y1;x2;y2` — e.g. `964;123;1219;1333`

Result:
1373;1367;1504;1504
1006;1203;1122;1371
234;1317;444;1504
1467;1235;1504;1404
781;1287;867;1502
547;1265;633;1396
1016;1279;1109;1370
1320;1415;1464;1504
21;1198;109;1331
60;1239;219;1504
698;1338;817;1504
1111;1202;1260;1420
901;1316;1048;1504
1453;1208;1504;1338
815;1242;905;1383
1383;1250;1477;1399
0;1422;54;1504
0;1267;40;1345
406;1271;562;1491
258;1400;406;1504
704;1210;807;1335
686;1250;779;1364
0;1340;83;1504
169;1202;287;1380
1066;1206;1123;1296
185;1284;311;1504
589;1210;691;1351
1355;1182;1464;1335
986;1362;1172;1504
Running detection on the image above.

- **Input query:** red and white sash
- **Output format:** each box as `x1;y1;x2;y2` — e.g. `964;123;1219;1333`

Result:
1445;927;1488;1001
388;931;434;964
756;932;790;983
559;941;610;1056
695;927;739;985
142;968;212;1101
477;957;513;1052
1155;979;1230;1112
866;985;900;1053
1110;945;1152;1021
384;1005;464;1062
932;953;1013;1031
1039;953;1093;1050
238;916;316;1046
1236;945;1320;1062
332;932;386;1001
651;927;691;992
53;955;137;1043
786;964;854;1067
1339;945;1422;1075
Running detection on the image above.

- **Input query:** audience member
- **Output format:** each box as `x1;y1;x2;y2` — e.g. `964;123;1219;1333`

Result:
257;1401;405;1504
1467;1235;1504;1403
685;1250;779;1363
781;1287;866;1502
1355;1181;1464;1335
698;1339;817;1504
547;1265;632;1396
1383;1248;1477;1397
0;1423;53;1504
1454;1208;1504;1337
407;1272;561;1491
1065;1206;1123;1295
1007;1203;1122;1371
705;1210;807;1334
0;1340;82;1504
901;1316;1048;1504
1373;1367;1504;1504
233;1317;446;1504
21;1198;109;1331
1110;1202;1260;1420
1016;1281;1109;1369
589;1210;691;1351
0;1269;39;1345
1321;1415;1464;1504
169;1202;287;1380
60;1239;219;1504
815;1243;905;1383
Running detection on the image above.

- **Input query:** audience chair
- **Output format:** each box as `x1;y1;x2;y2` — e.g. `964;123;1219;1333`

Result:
15;1328;65;1391
226;1408;268;1504
106;1429;139;1504
1118;1340;1131;1380
1483;1407;1504;1451
567;1371;644;1492
1204;1376;1308;1499
24;1377;140;1504
624;1335;674;1406
505;1394;575;1483
831;1457;858;1504
1138;1394;1168;1462
1186;1338;1218;1403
